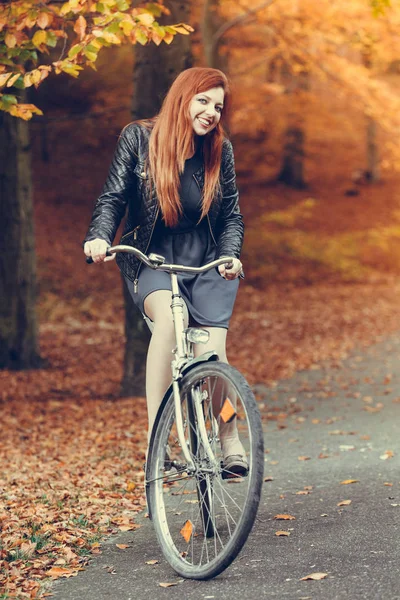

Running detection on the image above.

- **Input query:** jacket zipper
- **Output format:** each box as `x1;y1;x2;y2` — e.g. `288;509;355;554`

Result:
121;225;140;241
193;173;217;246
133;207;159;293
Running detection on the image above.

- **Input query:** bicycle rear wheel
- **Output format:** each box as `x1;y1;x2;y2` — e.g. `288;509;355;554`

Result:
147;361;264;580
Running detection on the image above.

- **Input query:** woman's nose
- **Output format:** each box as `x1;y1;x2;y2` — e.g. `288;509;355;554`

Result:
204;106;216;118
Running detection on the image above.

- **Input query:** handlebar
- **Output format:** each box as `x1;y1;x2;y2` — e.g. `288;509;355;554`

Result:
86;244;234;275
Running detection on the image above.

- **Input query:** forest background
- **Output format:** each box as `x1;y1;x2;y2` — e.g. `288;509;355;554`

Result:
2;0;400;597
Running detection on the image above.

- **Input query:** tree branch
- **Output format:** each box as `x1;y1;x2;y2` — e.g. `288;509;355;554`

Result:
212;0;277;47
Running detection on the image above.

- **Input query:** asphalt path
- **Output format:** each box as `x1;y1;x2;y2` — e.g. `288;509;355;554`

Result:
54;333;400;600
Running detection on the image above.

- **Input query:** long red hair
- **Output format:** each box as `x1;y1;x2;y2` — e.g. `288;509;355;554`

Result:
146;67;231;227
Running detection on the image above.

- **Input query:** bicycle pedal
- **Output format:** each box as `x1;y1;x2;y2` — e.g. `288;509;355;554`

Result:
220;460;249;480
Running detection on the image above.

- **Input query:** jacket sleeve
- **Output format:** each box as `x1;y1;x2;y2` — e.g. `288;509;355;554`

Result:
83;123;138;246
215;139;244;260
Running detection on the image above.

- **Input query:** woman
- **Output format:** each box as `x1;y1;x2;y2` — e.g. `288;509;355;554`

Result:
83;67;246;473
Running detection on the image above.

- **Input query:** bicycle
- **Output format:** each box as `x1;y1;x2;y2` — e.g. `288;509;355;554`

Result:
87;245;264;580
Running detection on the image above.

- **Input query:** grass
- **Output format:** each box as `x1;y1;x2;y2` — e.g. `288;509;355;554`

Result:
244;195;400;284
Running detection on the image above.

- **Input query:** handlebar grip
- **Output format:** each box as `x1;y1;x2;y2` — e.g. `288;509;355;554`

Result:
86;250;112;264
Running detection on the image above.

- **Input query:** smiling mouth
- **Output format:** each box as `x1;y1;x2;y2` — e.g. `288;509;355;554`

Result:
197;117;213;128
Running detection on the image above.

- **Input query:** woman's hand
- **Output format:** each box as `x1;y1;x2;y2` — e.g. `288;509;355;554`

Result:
218;257;243;280
84;238;116;263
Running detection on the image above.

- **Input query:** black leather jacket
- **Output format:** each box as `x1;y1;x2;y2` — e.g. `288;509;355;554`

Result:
83;122;244;286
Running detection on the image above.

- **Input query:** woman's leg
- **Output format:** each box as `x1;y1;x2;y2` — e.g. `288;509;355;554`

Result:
144;290;188;439
193;327;245;459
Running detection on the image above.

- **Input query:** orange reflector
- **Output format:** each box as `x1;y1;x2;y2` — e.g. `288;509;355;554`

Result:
220;398;237;423
180;520;193;543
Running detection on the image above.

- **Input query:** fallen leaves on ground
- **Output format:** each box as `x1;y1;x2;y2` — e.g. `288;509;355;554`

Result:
0;397;147;597
3;170;400;597
275;531;290;536
274;514;296;520
300;572;328;581
380;450;394;460
340;479;359;485
337;500;352;506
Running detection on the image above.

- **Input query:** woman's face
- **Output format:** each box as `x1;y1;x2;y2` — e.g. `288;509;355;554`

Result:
189;86;225;136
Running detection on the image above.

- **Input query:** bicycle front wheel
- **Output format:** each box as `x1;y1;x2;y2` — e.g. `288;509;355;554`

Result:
147;361;264;580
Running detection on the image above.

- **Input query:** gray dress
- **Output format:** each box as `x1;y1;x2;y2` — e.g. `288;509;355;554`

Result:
125;146;240;329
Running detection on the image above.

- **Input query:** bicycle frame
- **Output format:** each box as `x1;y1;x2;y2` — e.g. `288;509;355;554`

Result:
97;245;235;475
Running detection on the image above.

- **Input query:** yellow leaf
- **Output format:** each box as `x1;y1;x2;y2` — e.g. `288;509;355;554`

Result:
102;31;121;44
6;73;20;88
337;500;352;506
159;582;179;588
274;514;296;520
84;50;98;62
0;73;11;88
136;12;154;26
298;456;311;461
275;530;290;536
24;69;42;88
32;30;47;48
37;12;51;29
300;572;328;581
119;525;135;531
116;544;129;549
163;32;174;45
5;33;17;48
171;24;193;35
340;479;359;485
134;28;148;45
9;103;43;120
120;19;134;36
74;15;87;41
145;559;159;565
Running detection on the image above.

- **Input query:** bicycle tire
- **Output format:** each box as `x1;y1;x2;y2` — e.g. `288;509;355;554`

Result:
147;361;264;580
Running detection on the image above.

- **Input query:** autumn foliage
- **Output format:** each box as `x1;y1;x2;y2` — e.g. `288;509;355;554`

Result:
0;0;192;119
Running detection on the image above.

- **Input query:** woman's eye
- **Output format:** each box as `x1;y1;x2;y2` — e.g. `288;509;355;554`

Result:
216;106;222;113
198;98;206;104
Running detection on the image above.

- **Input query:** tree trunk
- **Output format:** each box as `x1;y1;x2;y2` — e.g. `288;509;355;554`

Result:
120;0;193;397
362;50;380;182
366;116;380;182
131;1;193;120
277;126;306;189
201;0;229;71
0;106;41;369
120;279;150;396
277;64;308;189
